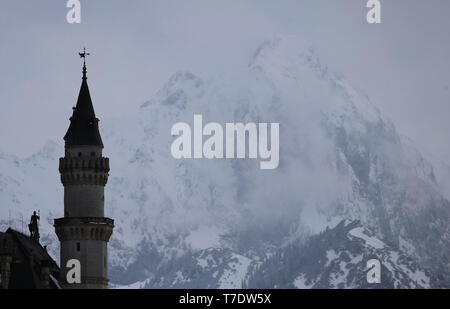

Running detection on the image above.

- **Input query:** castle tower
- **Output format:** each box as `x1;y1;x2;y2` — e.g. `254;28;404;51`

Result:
54;51;114;289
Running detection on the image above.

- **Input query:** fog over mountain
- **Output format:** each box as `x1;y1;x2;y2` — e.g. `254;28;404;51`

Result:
2;1;450;163
1;36;449;288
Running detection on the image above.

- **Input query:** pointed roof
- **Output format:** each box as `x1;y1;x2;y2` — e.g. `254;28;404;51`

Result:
64;62;104;148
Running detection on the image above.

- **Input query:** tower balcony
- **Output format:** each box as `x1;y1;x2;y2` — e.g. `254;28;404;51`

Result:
54;217;114;242
59;157;109;186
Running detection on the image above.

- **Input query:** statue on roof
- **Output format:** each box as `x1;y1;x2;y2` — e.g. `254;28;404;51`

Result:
28;211;40;242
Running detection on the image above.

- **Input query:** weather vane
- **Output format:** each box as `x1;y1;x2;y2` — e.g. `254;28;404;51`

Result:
78;47;90;65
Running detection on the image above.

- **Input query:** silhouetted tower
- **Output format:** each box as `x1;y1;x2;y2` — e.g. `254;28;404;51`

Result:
54;50;114;289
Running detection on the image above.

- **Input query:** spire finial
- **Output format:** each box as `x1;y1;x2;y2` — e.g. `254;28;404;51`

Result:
78;47;90;80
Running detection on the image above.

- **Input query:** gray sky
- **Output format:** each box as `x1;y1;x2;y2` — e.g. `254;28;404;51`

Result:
0;0;449;162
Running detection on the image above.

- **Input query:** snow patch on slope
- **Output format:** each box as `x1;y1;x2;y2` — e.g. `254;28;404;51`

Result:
218;254;252;288
348;227;385;249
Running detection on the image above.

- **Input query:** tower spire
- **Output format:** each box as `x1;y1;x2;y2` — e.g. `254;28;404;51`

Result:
64;48;103;148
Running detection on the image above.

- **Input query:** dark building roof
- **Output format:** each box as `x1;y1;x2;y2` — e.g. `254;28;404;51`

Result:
63;64;104;148
0;228;60;289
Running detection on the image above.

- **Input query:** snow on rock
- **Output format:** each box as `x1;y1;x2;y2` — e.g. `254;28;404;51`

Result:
348;227;385;250
0;35;449;288
293;274;314;289
245;221;434;289
218;254;252;289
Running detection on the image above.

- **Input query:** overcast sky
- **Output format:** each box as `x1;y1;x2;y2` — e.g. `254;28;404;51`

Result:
0;0;449;162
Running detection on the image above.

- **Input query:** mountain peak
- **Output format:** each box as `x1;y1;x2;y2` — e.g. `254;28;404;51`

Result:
141;71;205;110
249;35;320;76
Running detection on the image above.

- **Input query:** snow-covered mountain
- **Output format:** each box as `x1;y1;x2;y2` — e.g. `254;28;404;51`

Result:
0;35;449;288
245;220;435;289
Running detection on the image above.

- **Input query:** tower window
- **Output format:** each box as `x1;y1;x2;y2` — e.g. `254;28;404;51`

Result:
78;152;82;157
91;152;95;157
76;242;80;252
